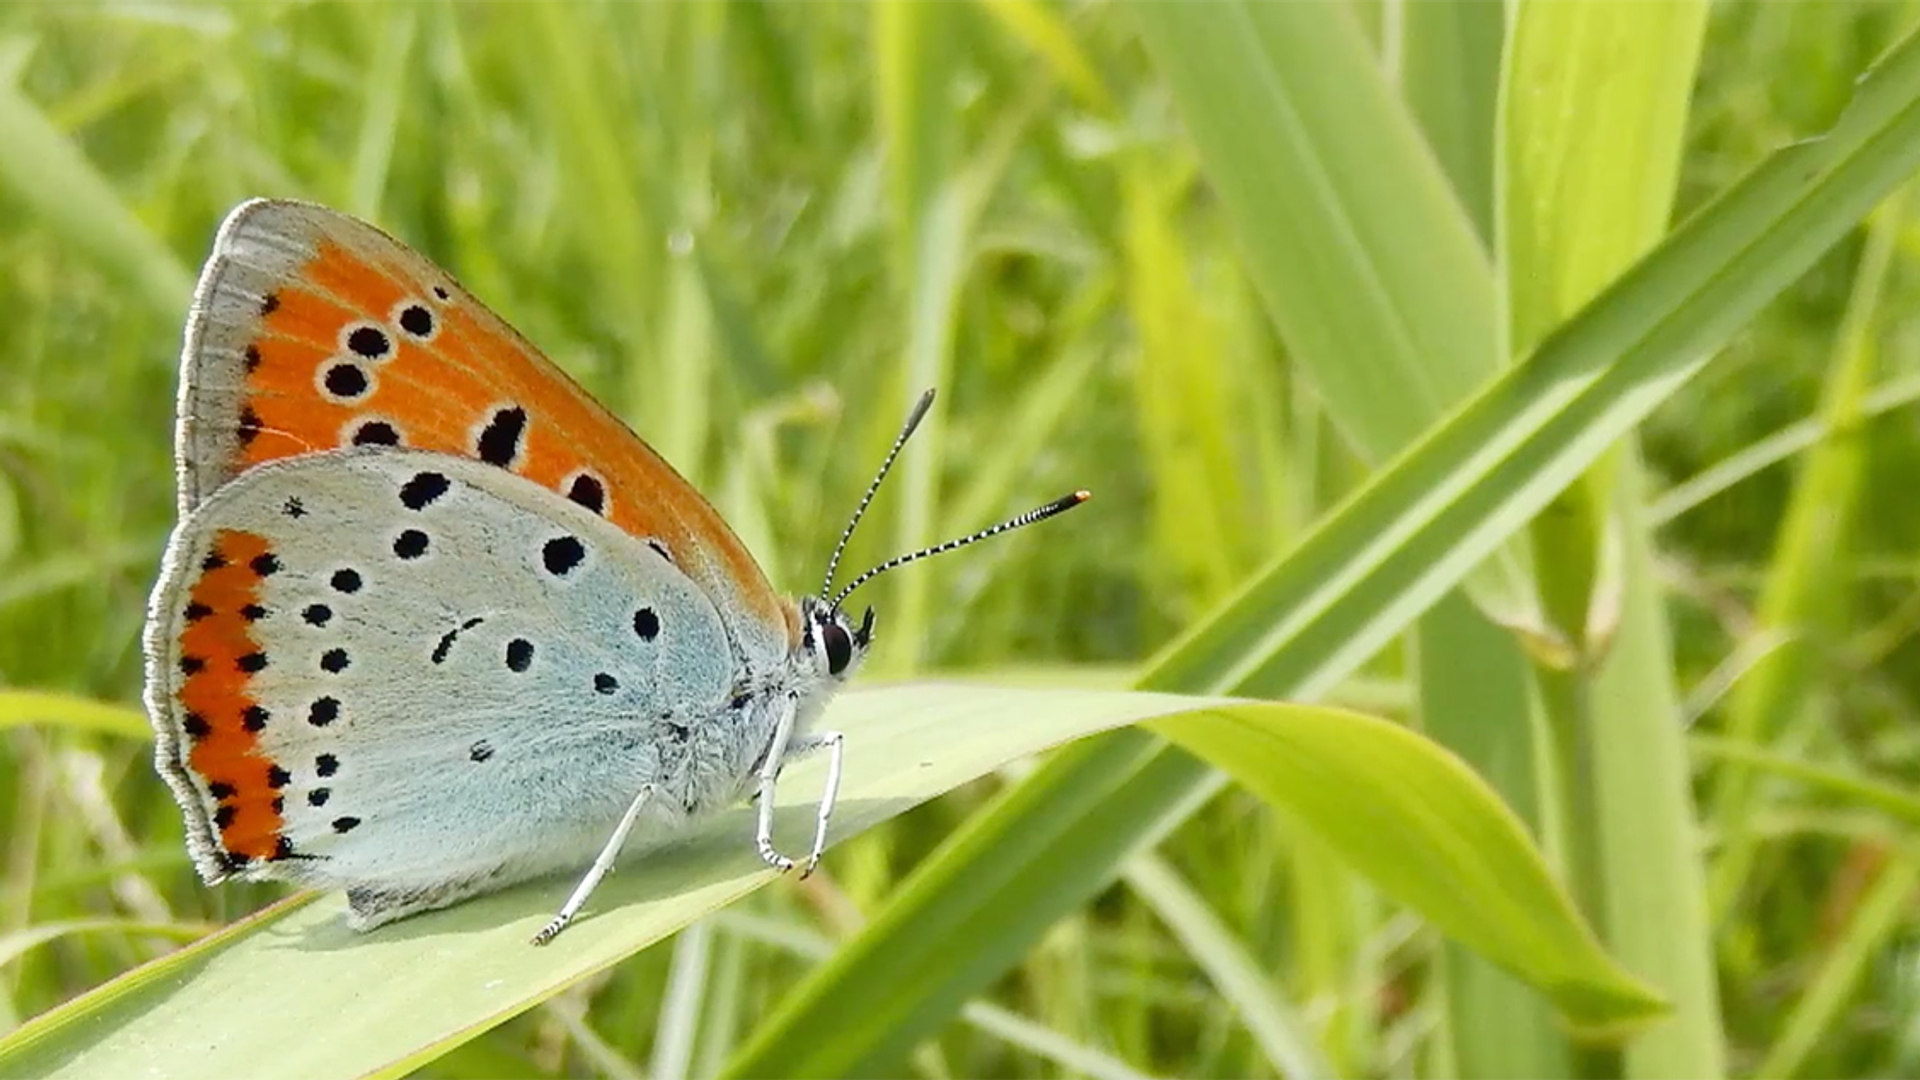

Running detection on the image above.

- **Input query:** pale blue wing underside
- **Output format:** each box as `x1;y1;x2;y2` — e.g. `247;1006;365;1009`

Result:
146;447;743;894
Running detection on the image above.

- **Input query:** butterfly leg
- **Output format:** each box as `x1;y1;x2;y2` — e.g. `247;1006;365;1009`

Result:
754;697;800;872
532;784;654;945
788;729;845;878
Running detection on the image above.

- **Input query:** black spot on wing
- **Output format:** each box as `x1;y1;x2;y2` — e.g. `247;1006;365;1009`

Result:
323;363;371;400
398;304;435;338
633;608;660;641
346;324;392;360
475;406;527;468
351;420;401;447
542;536;585;576
505;638;534;673
393;529;430;559
566;474;605;514
398;471;450;513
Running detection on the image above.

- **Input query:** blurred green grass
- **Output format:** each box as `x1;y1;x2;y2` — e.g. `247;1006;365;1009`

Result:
3;2;1920;1077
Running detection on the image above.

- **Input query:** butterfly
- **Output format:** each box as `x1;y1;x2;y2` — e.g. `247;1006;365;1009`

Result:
143;199;1086;943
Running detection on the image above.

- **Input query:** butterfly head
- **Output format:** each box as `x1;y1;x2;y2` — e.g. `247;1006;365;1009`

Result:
806;388;1088;680
799;596;874;683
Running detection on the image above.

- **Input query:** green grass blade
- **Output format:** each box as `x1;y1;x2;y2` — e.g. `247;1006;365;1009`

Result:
1154;16;1920;701
1147;707;1663;1033
719;728;1218;1079
1647;370;1920;525
342;5;415;222
0;920;211;973
0;691;149;740
1397;0;1504;243
1122;853;1337;1079
717;701;1659;1078
1753;849;1920;1079
1416;595;1570;1079
873;0;962;672
3;686;1557;1080
0;82;192;321
1585;484;1724;1078
1121;163;1255;608
1496;4;1721;1078
1128;0;1498;459
1688;736;1920;826
713;911;1156;1080
715;22;1920;1077
1128;0;1546;643
1709;181;1915;916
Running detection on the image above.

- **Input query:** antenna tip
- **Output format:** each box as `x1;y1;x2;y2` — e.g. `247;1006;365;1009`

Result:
1038;490;1090;517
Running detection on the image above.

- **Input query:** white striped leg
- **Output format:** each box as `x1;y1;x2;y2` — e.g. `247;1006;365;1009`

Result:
788;730;845;877
754;700;800;872
532;784;654;945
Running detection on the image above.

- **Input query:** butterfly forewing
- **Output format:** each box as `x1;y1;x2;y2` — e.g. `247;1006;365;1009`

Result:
145;449;740;891
178;199;793;655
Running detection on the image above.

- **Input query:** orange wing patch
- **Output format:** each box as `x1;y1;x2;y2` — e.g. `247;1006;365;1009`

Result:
174;529;288;864
187;204;789;643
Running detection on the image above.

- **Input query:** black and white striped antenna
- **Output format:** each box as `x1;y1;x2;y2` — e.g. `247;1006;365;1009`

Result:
818;388;1088;611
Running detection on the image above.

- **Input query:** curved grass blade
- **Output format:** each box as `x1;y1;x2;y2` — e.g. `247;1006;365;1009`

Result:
0;691;150;740
0;686;1645;1079
718;23;1920;1078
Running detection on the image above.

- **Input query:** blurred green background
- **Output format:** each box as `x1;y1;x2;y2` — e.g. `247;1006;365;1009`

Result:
4;1;1920;1077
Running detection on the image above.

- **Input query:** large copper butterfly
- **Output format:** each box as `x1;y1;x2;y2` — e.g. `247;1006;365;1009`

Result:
143;200;1086;942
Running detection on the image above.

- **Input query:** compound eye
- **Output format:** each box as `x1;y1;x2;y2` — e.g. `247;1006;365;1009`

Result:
823;621;853;675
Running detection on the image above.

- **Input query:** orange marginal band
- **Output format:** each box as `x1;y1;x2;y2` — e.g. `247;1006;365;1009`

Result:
177;529;286;862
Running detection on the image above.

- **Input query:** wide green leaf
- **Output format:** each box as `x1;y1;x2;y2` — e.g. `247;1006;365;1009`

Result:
0;683;1639;1080
1147;708;1662;1033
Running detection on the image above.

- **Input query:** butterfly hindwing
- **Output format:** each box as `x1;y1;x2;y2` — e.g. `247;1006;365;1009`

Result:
178;199;794;660
144;449;741;897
